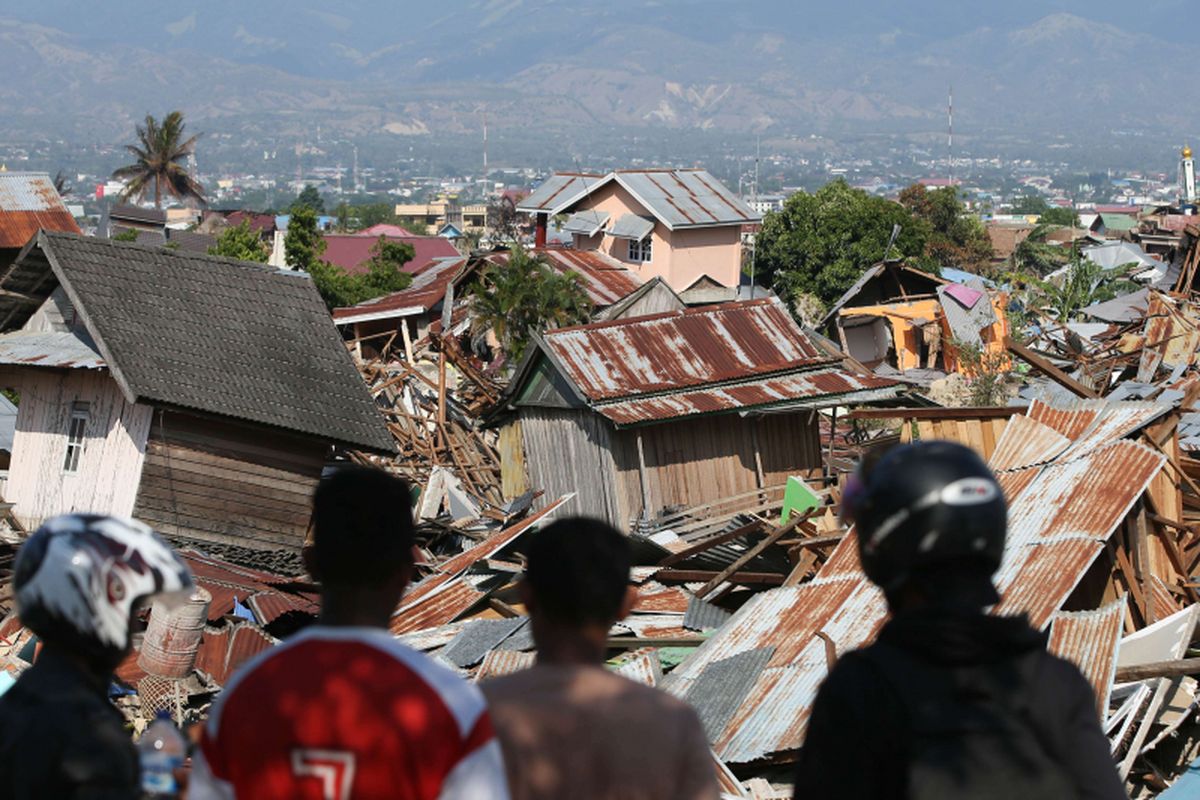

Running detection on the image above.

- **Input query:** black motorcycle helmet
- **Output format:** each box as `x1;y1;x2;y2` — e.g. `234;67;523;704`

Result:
843;440;1007;605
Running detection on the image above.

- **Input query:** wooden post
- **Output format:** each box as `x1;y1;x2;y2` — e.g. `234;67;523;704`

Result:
1004;337;1098;399
400;320;415;363
1133;500;1156;624
636;432;652;522
437;347;447;426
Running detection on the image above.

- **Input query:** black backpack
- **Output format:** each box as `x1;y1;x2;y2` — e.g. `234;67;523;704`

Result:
860;641;1077;800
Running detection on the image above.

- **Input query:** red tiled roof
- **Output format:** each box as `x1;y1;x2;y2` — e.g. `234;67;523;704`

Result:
322;234;459;276
225;211;276;234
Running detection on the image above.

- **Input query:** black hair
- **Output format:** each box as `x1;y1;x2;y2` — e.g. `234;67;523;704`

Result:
311;466;414;585
524;516;632;627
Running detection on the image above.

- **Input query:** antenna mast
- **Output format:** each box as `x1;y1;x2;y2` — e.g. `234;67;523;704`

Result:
947;85;954;187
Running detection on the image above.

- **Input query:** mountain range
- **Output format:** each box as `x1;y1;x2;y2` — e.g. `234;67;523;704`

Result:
1;2;1197;147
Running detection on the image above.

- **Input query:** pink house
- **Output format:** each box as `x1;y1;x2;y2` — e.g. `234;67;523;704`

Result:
517;169;758;292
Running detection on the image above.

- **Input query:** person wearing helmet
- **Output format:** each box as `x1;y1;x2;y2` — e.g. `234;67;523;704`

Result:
0;514;194;799
794;441;1127;800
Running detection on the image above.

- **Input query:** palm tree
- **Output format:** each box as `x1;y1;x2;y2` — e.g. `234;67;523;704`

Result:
112;111;205;208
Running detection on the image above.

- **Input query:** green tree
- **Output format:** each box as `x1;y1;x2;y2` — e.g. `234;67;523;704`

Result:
302;234;415;310
291;185;325;214
350;202;398;230
755;180;930;307
112;111;205;208
1015;252;1138;322
1040;207;1080;227
898;184;993;272
1009;224;1069;277
285;206;326;272
469;247;592;360
111;228;139;242
208;220;269;262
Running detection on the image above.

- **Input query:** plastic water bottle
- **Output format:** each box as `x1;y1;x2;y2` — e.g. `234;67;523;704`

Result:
138;710;186;798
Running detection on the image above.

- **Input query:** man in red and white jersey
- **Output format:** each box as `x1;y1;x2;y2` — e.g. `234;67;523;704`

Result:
190;467;508;800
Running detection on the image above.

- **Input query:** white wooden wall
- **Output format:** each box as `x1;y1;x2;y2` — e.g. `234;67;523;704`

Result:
6;370;152;528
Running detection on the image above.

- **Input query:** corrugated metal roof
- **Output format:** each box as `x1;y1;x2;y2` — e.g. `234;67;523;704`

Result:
611;647;663;687
593;367;900;426
0;172;80;248
0;330;105;369
685;647;775;741
684;596;733;632
561;210;609;236
634;582;692;614
543;298;827;401
1048;597;1126;719
390;579;487;635
332;257;466;323
518;170;759;230
937;285;997;346
609;213;655;241
246;591;319;625
474;649;536;682
435;494;573;577
223;624;277;683
987;414;1071;472
487;248;643;307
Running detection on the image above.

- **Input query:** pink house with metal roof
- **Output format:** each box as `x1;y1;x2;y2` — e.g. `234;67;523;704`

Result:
517;169;758;293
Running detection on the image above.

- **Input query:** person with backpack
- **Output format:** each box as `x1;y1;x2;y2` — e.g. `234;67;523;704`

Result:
794;440;1128;800
0;514;196;799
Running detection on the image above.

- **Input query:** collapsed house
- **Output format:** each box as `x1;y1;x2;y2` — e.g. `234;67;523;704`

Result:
0;231;394;548
494;297;903;526
822;260;1010;383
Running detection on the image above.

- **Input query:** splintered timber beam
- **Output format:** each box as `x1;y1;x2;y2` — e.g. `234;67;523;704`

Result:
1114;657;1200;683
1004;337;1098;399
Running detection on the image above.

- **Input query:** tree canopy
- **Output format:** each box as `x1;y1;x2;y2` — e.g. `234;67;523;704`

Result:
208;220;269;262
111;111;204;209
898;184;993;272
285;206;325;273
290;219;415;310
469;247;592;361
1009;195;1050;216
1039;207;1081;227
291;185;325;215
754;180;931;308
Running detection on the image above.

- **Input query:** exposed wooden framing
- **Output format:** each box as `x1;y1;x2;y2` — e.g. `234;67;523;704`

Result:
848;406;1023;421
636;432;652;521
1133;502;1156;624
400;319;416;363
656;521;764;567
1112;539;1149;626
606;636;706;648
1004;337;1099;399
695;517;803;598
1115;657;1200;683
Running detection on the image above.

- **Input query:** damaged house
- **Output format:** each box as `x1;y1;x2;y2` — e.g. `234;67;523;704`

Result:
494;297;901;526
0;231;394;549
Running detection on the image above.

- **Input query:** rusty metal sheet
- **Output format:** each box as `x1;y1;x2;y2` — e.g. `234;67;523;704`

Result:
246;591;319;625
517;173;600;214
634;582;692;614
1027;397;1102;441
0;331;104;369
544;298;830;401
0;172;79;247
595;368;900;425
993;536;1107;630
474;649;536;682
1049;597;1126;719
486;248;642;307
987;414;1071;472
332;257;466;323
223;624;277;682
193;626;232;683
616;170;758;229
611;647;663;687
390;579;488;635
394;621;466;652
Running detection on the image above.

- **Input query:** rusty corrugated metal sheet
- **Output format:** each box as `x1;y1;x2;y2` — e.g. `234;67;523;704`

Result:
223;624;277;683
634;582;692;614
544;298;827;401
485;248;642;307
993;537;1106;630
1048;598;1125;719
332;257;466;323
390;579;487;635
247;591;319;625
611;647;663;686
193;626;232;682
0;331;105;369
0;172;79;248
987;414;1071;472
474;649;536;682
1026;397;1102;441
595;368;900;425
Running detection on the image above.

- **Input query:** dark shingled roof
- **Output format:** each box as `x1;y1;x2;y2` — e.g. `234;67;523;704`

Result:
0;231;394;453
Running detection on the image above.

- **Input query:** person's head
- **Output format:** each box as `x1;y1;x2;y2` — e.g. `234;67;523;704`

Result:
520;517;635;656
307;466;415;619
14;514;194;674
842;440;1007;612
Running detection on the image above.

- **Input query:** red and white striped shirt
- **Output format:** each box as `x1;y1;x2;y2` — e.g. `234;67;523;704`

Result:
190;626;508;800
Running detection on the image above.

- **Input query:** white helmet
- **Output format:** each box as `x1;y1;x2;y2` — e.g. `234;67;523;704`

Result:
14;514;194;667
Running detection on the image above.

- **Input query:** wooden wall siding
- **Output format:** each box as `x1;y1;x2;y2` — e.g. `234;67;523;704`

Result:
6;370;152;528
519;408;624;524
910;418;1008;461
497;420;528;500
133;411;326;550
612;413;822;525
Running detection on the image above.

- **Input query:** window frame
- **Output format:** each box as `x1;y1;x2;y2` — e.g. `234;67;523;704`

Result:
62;401;90;474
627;235;652;263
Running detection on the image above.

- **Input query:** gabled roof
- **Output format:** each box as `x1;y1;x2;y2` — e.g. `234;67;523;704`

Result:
822;261;948;327
322;233;460;276
0;172;80;248
485;247;642;307
514;297;900;426
518;169;759;230
109;204;166;226
332;256;467;324
0;231;395;453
